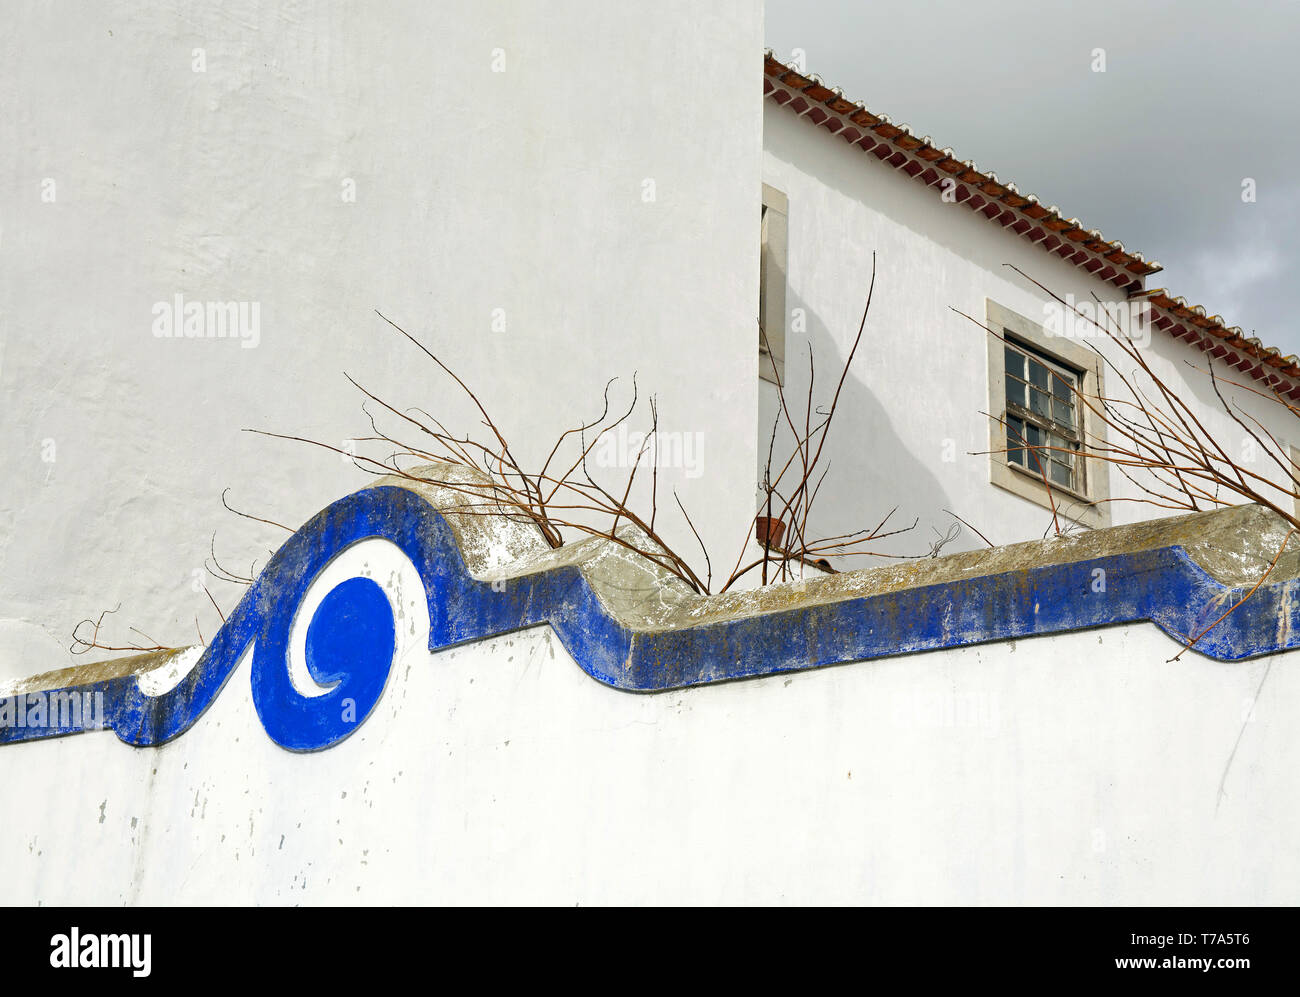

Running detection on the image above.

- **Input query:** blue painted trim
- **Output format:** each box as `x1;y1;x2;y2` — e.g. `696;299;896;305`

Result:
3;485;1296;751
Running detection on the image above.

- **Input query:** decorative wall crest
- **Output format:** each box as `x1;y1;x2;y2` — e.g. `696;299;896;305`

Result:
3;478;1297;751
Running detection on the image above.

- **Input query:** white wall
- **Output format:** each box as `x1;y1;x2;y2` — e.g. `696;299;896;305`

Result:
761;99;1299;561
3;613;1294;905
6;485;1295;905
0;0;763;680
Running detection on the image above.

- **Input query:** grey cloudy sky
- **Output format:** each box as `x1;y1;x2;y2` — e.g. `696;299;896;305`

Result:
766;0;1300;355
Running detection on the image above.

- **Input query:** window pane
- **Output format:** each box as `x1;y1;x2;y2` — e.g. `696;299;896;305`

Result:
1006;416;1024;465
1052;397;1073;427
1030;388;1050;417
1051;370;1074;398
1050;461;1072;487
1004;345;1025;379
1028;358;1050;390
1005;373;1026;407
1023;423;1045;471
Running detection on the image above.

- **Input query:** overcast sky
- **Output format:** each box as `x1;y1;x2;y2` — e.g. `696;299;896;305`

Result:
766;0;1300;355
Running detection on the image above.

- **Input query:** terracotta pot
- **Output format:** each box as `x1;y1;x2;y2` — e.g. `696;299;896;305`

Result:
755;516;786;549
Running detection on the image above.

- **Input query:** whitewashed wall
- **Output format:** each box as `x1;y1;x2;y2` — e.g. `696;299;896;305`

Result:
3;615;1294;905
761;100;1299;559
0;0;763;680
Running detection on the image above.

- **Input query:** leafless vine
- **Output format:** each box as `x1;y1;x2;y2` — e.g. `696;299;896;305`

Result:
254;254;917;594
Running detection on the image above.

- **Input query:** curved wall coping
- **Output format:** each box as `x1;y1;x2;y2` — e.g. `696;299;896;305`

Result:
4;466;1298;750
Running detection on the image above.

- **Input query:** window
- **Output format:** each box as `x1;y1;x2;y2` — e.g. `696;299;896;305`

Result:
985;299;1110;528
1002;339;1082;492
759;184;788;384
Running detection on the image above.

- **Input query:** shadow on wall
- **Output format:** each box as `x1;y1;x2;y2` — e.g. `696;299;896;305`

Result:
759;288;978;568
764;113;1124;555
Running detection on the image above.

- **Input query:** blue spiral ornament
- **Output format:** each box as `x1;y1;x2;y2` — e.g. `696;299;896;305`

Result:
253;576;396;751
80;487;459;750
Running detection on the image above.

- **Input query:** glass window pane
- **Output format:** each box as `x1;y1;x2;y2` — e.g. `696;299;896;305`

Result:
1030;388;1050;417
1004;345;1025;378
1028;358;1050;390
1050;461;1072;487
1024;423;1042;447
1052;397;1073;427
1005;373;1026;407
1006;418;1024;466
1051;371;1074;399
